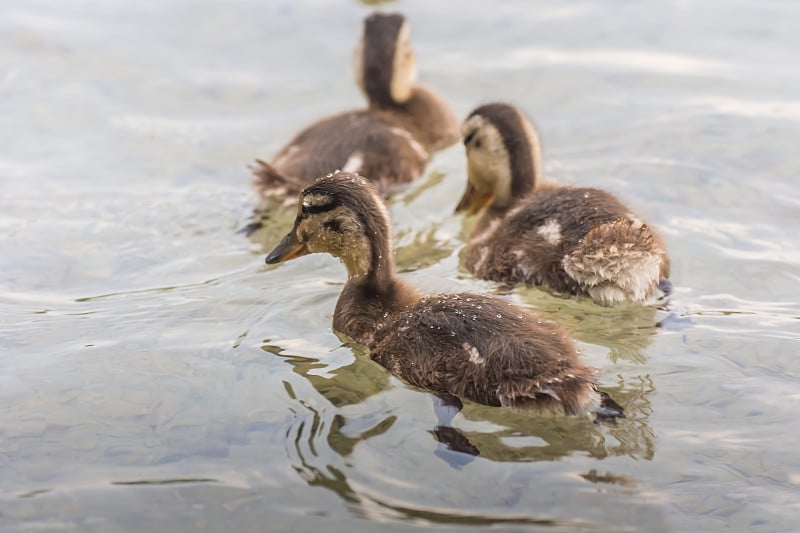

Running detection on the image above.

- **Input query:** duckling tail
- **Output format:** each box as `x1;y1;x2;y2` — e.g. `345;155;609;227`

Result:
497;375;596;415
563;219;667;305
250;159;302;197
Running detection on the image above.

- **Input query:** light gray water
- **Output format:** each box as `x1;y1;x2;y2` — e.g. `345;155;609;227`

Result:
2;0;799;531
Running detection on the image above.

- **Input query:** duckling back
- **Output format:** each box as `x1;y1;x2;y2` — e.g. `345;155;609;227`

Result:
371;294;598;414
253;111;429;197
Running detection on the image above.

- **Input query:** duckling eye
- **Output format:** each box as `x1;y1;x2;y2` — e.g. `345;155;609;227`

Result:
464;130;481;148
323;219;342;233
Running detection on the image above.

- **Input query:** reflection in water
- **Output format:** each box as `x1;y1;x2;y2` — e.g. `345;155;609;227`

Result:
581;469;636;487
241;199;297;253
396;170;448;206
454;380;655;463
515;286;665;364
510;289;660;461
277;377;595;527
111;478;217;486
262;336;657;521
393;224;456;273
281;380;396;506
262;342;390;408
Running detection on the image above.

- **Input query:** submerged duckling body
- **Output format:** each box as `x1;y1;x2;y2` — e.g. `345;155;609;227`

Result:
253;13;458;199
456;103;670;306
265;172;599;414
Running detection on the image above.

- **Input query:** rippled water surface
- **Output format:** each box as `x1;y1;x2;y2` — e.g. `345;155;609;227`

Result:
2;0;799;531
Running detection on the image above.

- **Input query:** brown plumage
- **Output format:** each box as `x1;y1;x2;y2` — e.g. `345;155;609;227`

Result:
265;172;599;414
252;13;458;199
456;103;671;306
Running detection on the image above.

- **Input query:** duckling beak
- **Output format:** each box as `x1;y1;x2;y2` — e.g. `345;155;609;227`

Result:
454;182;492;216
265;229;309;264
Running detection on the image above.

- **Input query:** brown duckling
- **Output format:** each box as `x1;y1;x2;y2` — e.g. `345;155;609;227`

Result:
265;171;601;415
456;103;671;306
252;13;459;199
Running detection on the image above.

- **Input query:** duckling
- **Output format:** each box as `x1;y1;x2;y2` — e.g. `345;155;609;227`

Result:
456;103;671;306
265;171;601;415
252;13;459;199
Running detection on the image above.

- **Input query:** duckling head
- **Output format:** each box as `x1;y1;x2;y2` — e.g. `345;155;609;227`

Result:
265;172;394;281
353;13;417;107
455;103;543;214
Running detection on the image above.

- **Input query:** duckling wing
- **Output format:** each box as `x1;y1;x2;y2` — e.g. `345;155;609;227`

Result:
473;187;669;305
261;111;428;194
465;188;622;291
371;294;597;414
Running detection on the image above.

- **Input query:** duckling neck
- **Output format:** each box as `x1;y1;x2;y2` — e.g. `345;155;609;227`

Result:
370;85;459;152
334;271;419;348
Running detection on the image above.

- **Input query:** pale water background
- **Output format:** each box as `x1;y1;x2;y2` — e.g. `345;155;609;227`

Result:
2;0;799;531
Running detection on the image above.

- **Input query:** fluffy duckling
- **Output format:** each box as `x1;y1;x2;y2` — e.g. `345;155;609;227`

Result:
253;13;459;199
456;103;671;306
265;172;601;415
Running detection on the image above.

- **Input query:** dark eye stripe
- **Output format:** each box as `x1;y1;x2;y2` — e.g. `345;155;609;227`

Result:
301;202;336;216
463;130;477;146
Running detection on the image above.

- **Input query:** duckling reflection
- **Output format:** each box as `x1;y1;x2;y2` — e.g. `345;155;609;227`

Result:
268;340;478;467
280;377;387;506
514;287;664;364
387;170;458;273
273;356;653;522
262;341;391;409
433;378;654;463
266;337;652;476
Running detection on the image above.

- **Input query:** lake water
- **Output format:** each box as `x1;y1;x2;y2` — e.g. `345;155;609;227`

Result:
2;0;799;531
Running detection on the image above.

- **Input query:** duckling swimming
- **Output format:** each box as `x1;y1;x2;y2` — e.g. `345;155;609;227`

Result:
265;172;602;415
456;103;671;306
252;13;458;199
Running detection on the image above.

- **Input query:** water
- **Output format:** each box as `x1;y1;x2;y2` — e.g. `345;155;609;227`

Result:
2;0;799;531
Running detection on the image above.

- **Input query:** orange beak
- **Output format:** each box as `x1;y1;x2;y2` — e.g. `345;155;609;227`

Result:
265;225;309;264
454;182;492;216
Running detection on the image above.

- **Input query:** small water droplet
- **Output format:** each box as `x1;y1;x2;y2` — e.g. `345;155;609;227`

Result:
496;313;502;319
